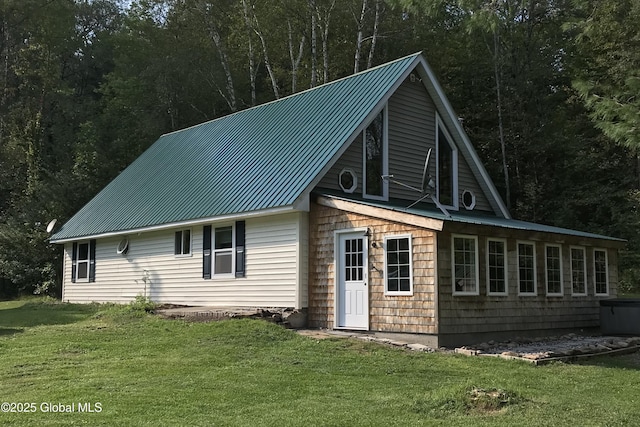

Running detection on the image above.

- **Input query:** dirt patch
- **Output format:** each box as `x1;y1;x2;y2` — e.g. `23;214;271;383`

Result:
296;329;338;340
465;387;521;414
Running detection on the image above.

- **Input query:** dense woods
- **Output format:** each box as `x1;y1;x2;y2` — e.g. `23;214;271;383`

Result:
1;0;639;296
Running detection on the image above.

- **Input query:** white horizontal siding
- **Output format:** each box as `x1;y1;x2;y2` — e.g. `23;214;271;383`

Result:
62;212;305;308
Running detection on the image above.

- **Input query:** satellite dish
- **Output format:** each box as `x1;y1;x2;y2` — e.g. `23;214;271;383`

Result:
46;219;57;233
381;147;450;217
116;238;129;255
421;148;432;192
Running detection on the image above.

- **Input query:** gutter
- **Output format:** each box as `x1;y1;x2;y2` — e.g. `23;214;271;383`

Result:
50;205;297;244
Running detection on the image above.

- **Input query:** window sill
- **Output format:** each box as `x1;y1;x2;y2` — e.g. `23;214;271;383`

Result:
385;291;413;297
211;273;236;279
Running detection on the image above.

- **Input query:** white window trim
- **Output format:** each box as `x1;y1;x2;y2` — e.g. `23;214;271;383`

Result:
338;168;358;193
213;224;235;278
486;238;508;296
174;228;193;258
452;234;479;296
517;241;537;296
435;114;459;211
570;246;587;296
593;248;609;296
362;106;389;201
76;241;91;283
383;234;414;296
544;244;563;297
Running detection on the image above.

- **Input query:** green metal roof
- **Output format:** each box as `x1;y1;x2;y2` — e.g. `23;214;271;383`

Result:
317;192;626;243
51;53;421;242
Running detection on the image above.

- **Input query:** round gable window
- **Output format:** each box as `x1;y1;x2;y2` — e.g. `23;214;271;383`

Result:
339;169;357;194
461;189;476;210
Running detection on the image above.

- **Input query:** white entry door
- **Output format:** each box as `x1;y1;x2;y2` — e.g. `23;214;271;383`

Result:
336;231;369;330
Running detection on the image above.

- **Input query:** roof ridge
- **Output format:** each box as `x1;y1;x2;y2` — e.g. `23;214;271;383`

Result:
161;52;423;138
51;53;423;241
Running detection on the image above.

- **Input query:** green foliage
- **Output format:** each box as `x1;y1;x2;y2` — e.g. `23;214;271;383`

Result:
0;220;59;296
0;0;639;294
570;0;640;151
129;294;158;312
91;295;158;320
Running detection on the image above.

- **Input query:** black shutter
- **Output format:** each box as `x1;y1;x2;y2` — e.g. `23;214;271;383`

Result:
235;221;245;278
174;231;181;255
89;240;96;282
203;225;212;279
71;242;78;283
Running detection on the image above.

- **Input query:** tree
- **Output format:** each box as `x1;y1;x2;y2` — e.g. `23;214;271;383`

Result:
570;0;640;151
0;0;123;295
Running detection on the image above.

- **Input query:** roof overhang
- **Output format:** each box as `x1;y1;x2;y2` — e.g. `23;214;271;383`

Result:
315;195;444;231
315;193;625;247
50;205;298;244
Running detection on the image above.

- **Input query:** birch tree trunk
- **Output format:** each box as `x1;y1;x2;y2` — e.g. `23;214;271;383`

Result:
309;0;317;87
366;0;380;69
241;0;257;106
250;11;280;99
288;20;305;93
353;0;367;73
317;0;335;83
0;16;8;144
200;6;237;112
493;30;511;209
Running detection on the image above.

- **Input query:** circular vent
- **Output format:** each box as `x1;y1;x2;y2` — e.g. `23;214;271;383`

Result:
116;238;129;255
461;189;476;210
339;169;357;194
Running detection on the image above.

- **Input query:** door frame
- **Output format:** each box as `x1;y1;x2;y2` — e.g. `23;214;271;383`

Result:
334;228;369;330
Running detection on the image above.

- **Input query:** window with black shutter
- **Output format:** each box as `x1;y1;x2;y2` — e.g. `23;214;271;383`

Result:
72;240;96;283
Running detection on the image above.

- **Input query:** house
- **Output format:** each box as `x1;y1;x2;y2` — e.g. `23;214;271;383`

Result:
51;52;625;347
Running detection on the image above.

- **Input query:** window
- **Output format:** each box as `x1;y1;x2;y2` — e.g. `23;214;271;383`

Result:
452;235;478;295
487;239;507;295
77;242;90;281
545;244;563;296
203;221;245;279
214;226;234;275
339;168;357;193
363;109;388;200
570;247;587;296
71;240;96;283
437;117;458;208
174;229;191;256
384;235;413;295
594;249;609;296
517;242;536;295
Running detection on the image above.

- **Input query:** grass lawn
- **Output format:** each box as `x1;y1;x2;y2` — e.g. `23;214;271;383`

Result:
0;299;639;426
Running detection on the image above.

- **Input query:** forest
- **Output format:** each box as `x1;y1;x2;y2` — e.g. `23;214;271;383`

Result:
0;0;639;297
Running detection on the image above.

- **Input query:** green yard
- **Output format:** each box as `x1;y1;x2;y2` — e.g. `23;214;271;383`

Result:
0;299;638;426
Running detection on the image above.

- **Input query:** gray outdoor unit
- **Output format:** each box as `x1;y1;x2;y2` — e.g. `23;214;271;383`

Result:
600;299;640;335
